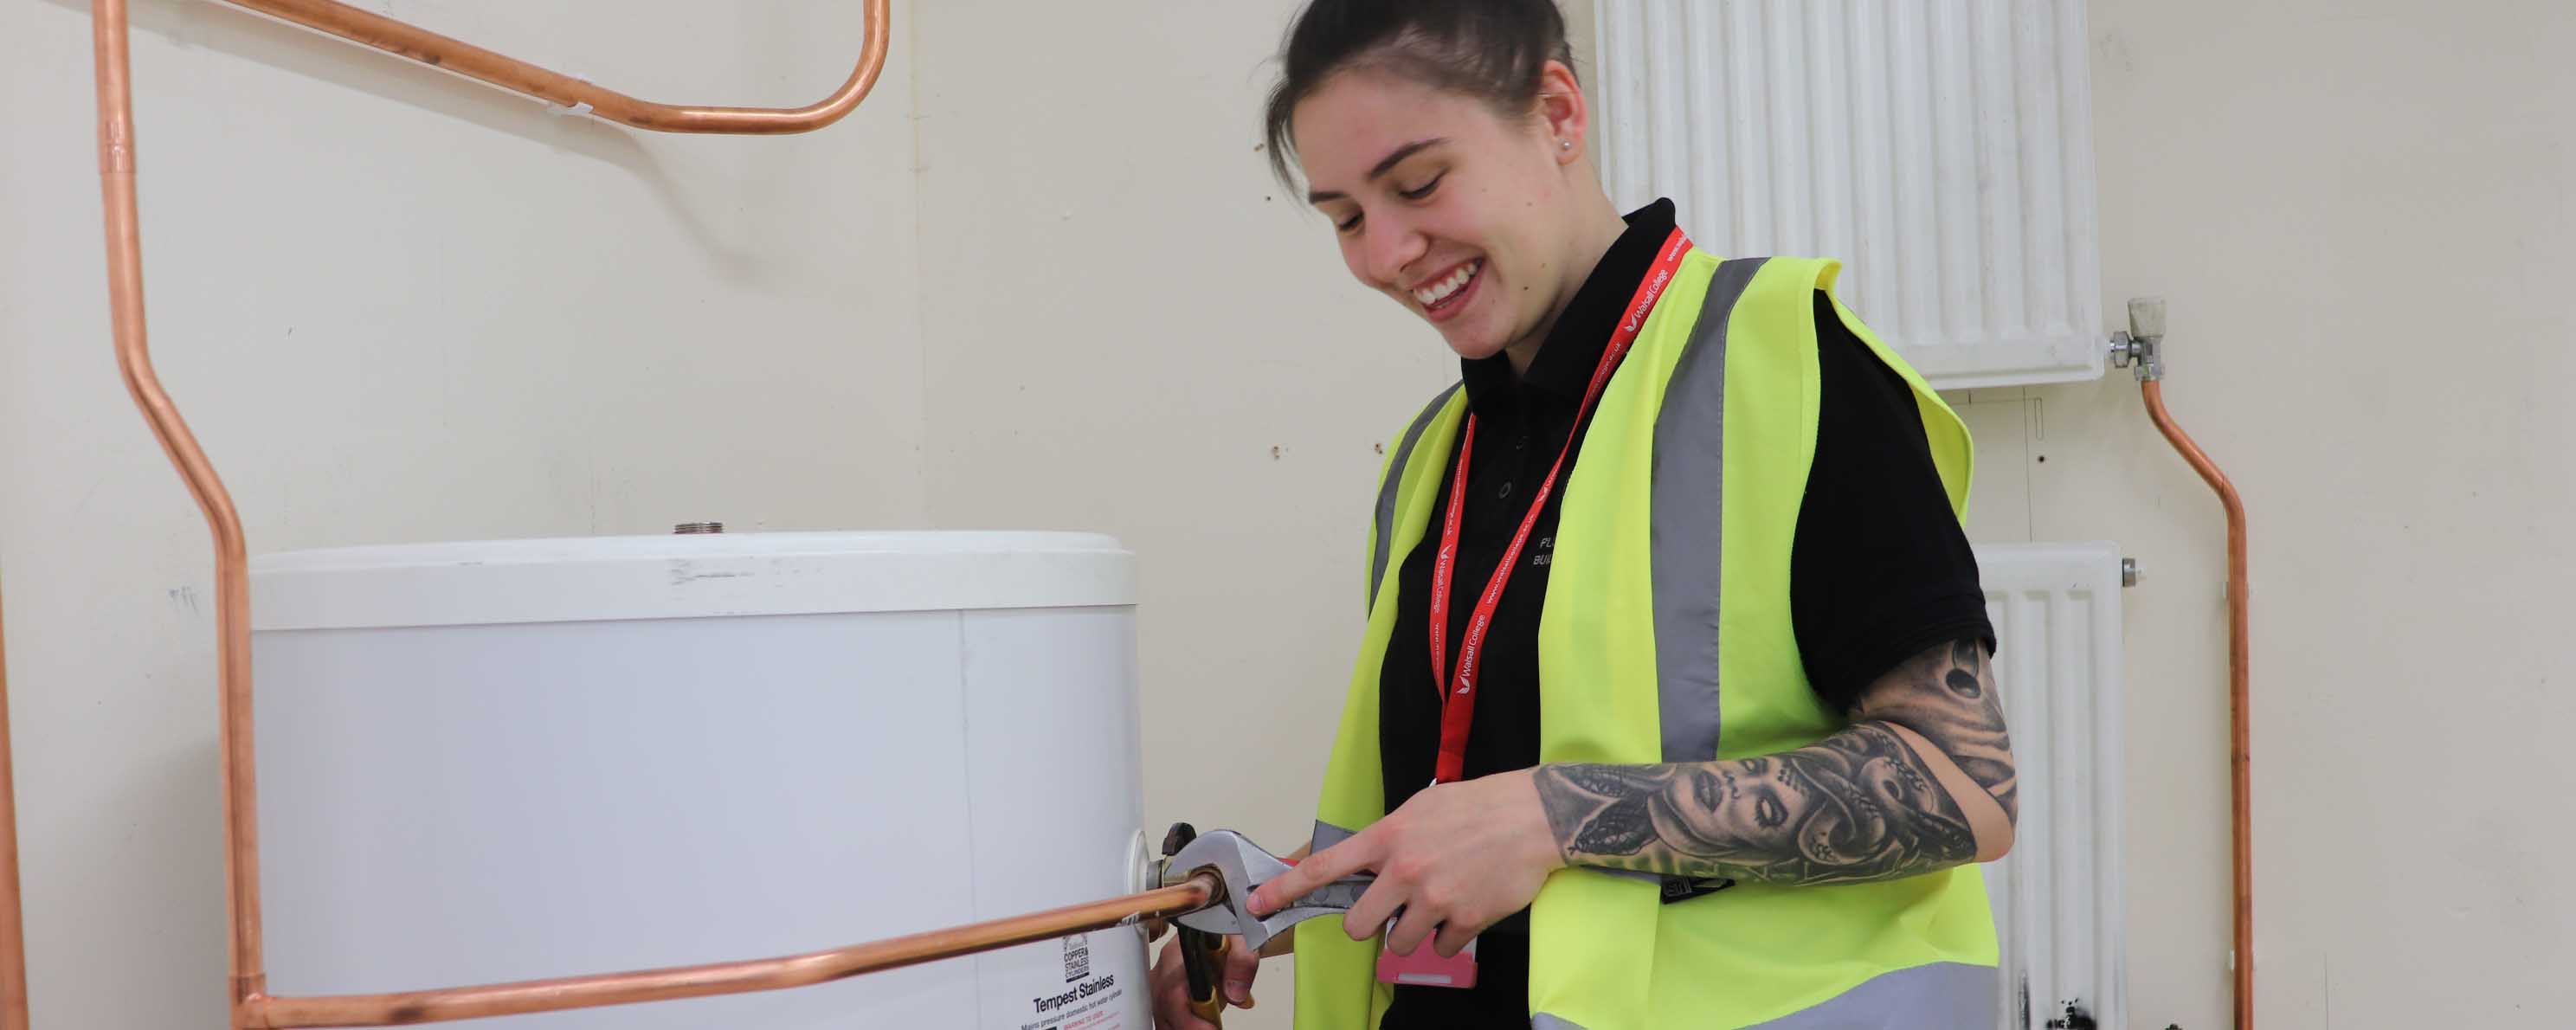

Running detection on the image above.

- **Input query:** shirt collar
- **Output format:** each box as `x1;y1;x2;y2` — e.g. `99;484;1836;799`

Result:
1462;198;1680;413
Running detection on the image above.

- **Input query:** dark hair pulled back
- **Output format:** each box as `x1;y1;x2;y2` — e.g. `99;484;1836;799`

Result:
1263;0;1576;187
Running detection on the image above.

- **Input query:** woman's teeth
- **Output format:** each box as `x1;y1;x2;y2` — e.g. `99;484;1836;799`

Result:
1414;261;1481;306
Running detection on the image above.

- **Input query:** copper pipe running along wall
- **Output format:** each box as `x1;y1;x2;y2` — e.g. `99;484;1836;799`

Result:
91;0;271;1009
80;0;950;1026
2141;380;2254;1030
251;876;1218;1028
0;577;29;1030
218;0;891;134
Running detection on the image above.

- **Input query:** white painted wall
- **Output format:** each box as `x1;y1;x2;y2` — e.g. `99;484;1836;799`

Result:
0;2;924;1027
1967;3;2576;1027
6;1;2571;1028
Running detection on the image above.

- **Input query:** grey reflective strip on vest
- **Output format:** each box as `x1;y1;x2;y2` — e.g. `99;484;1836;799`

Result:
1311;819;1358;853
1741;962;1997;1029
1650;257;1768;765
1370;382;1465;611
1529;962;1993;1029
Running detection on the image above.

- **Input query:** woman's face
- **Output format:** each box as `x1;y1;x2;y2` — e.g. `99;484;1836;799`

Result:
1291;66;1588;362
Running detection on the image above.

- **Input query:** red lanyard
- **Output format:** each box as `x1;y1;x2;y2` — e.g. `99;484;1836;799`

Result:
1425;228;1692;785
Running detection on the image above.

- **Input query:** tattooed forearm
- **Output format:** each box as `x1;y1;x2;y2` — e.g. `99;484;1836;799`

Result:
1534;726;1978;886
1531;638;2015;887
1853;638;2017;822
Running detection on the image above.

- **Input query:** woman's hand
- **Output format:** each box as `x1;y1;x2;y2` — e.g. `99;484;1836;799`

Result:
1246;769;1562;960
1148;932;1265;1030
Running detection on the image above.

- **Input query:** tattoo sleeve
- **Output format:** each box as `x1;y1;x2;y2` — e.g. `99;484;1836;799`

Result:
1532;638;2013;887
1854;638;2017;823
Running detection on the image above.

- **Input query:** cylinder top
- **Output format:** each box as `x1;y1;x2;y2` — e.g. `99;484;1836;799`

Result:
250;531;1135;631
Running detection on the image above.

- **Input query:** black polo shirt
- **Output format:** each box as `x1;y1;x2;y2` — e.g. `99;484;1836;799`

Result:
1373;200;1994;1027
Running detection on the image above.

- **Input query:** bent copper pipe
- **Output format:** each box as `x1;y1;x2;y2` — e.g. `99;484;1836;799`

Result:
86;0;911;1026
216;0;891;135
93;0;271;1008
2141;379;2253;1030
0;579;29;1030
247;875;1218;1028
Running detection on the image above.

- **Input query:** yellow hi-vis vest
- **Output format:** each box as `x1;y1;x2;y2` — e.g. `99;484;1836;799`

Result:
1294;254;2000;1029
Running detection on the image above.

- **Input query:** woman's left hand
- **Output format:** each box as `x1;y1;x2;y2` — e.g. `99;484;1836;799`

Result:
1246;769;1563;959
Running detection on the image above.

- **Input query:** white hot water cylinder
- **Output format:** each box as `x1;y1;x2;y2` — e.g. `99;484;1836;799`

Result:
250;531;1151;1029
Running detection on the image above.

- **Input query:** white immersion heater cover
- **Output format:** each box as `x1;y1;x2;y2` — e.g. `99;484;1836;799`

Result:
251;531;1152;1030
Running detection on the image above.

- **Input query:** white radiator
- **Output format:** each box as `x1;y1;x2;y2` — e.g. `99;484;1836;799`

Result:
1973;542;2128;1030
1595;0;2106;388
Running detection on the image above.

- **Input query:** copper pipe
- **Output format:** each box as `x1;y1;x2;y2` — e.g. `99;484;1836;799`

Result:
2141;379;2252;1029
215;0;890;135
93;0;272;1010
0;574;29;1030
87;0;902;1025
247;875;1218;1028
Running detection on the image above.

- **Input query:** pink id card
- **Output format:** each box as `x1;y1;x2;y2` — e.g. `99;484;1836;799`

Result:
1374;928;1478;989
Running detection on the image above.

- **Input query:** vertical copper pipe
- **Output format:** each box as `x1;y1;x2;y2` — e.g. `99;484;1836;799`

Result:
2141;379;2252;1030
0;574;30;1030
91;0;269;1014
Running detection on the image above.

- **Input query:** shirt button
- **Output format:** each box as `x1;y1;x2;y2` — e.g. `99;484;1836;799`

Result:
1497;481;1515;499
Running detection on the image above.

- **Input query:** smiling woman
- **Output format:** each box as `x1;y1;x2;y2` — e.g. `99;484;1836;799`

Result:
1146;3;2018;1029
1261;1;1618;374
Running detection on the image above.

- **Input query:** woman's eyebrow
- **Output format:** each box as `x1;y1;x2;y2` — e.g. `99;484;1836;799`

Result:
1307;138;1449;203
